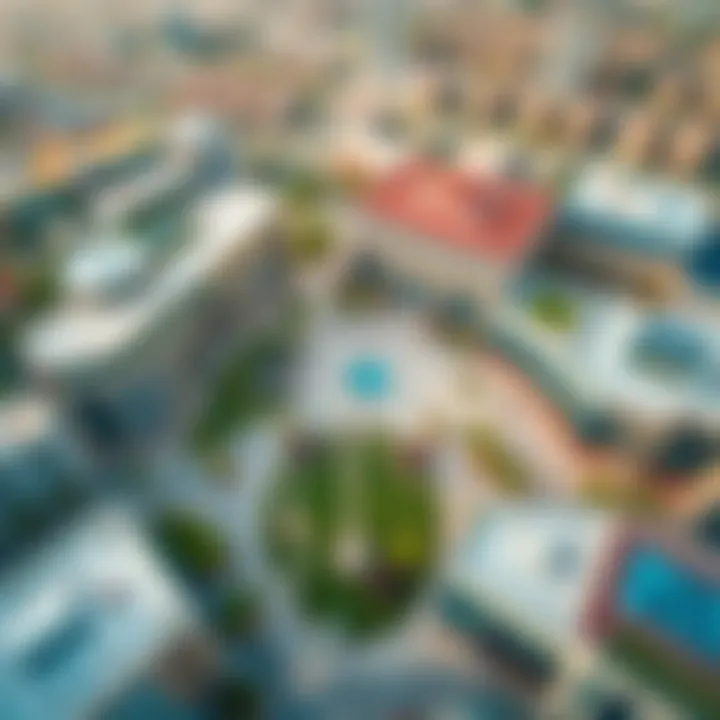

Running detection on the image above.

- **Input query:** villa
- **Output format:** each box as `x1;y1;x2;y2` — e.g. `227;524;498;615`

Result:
549;163;716;300
346;161;552;317
442;504;720;719
0;506;216;720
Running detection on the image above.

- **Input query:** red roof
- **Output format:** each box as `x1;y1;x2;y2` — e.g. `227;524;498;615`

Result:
364;162;551;265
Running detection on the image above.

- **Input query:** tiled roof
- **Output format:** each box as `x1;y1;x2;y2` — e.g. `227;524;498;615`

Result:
364;161;551;265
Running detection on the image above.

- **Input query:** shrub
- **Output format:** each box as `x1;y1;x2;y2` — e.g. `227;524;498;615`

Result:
217;590;261;639
158;513;228;577
469;428;531;496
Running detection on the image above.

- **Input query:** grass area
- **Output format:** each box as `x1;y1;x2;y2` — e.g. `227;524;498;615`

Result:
265;435;438;639
528;288;579;332
281;176;333;265
283;211;332;265
468;427;532;496
156;511;229;578
608;632;720;718
193;334;292;455
580;473;661;516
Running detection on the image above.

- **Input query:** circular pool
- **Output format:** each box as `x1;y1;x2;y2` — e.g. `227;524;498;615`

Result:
345;357;394;401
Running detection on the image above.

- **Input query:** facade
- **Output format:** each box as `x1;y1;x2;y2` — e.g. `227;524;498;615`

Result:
347;161;551;314
0;506;214;720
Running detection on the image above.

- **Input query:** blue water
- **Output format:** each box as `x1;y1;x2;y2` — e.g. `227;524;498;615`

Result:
617;546;720;666
345;357;393;401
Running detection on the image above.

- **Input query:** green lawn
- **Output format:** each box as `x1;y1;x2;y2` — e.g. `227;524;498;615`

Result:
608;632;720;718
265;435;438;639
528;288;579;332
468;428;532;496
193;334;291;454
580;473;661;516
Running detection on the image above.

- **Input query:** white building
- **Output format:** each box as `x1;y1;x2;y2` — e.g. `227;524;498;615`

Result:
22;185;286;452
0;506;211;720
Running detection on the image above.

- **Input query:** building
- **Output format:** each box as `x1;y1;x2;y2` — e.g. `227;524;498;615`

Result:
0;506;215;720
442;504;720;719
22;184;287;456
490;272;719;469
346;161;552;319
551;163;716;300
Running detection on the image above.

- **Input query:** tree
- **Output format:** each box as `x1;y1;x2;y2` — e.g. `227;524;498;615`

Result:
210;677;262;720
217;590;261;640
158;513;229;578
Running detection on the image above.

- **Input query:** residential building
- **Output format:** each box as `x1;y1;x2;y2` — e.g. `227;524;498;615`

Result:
346;161;552;317
0;506;215;720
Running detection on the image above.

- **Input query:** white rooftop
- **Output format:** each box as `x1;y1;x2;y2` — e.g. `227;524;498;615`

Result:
23;186;276;377
567;163;711;252
0;507;196;720
447;505;614;651
62;239;148;301
497;279;720;426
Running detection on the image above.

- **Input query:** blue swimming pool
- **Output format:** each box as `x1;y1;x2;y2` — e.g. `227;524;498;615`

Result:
345;357;394;401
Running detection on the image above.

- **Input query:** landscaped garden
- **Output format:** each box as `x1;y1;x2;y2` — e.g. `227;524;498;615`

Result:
156;511;230;579
193;332;294;455
527;287;579;332
280;175;333;265
264;434;439;639
467;427;532;496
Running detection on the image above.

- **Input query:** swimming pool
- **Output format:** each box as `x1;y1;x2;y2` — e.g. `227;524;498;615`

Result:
345;357;394;401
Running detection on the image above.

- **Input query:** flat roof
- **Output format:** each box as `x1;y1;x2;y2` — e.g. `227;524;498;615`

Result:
23;186;276;376
565;163;712;256
496;276;720;425
364;162;551;265
0;507;195;720
447;505;614;650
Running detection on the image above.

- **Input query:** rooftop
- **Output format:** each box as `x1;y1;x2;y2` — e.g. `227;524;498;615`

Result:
496;275;720;426
364;162;551;266
0;507;196;720
446;505;615;650
564;163;713;258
